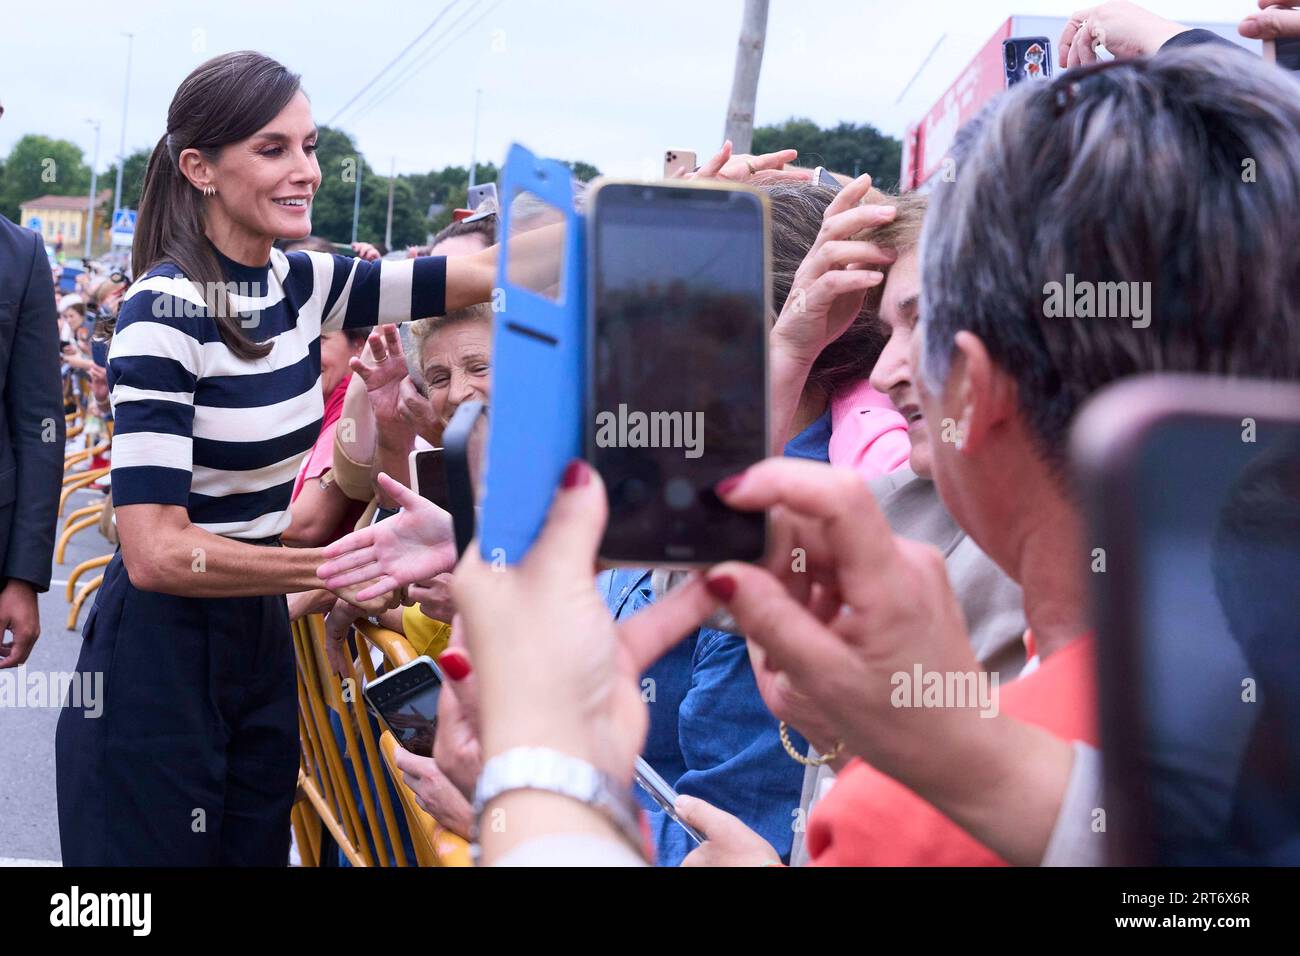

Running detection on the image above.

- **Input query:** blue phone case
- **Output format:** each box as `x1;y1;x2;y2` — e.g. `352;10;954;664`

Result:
477;144;586;564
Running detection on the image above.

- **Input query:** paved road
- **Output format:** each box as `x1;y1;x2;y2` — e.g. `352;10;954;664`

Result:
0;480;114;865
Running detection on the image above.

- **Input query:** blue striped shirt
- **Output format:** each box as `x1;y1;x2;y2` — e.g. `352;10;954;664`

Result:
108;247;446;539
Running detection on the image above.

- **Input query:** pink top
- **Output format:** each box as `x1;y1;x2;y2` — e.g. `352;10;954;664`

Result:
827;380;911;480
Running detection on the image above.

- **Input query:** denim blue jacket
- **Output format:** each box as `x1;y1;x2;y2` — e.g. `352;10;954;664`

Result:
596;411;829;866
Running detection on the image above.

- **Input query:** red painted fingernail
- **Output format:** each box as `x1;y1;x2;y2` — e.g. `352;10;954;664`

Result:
714;472;745;496
561;459;589;489
439;650;471;681
705;575;737;602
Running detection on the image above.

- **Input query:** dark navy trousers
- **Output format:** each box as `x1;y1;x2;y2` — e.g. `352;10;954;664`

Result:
55;551;300;866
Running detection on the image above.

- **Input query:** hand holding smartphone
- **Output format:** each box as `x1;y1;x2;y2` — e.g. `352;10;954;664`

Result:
586;179;770;565
362;656;444;758
663;149;697;178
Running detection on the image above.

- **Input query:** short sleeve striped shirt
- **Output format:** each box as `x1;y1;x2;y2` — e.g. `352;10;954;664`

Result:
108;246;446;539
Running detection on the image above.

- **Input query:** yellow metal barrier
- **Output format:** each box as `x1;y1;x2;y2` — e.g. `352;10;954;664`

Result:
291;614;472;867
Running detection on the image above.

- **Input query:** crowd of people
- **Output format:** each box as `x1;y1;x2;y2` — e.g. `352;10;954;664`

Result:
3;1;1299;868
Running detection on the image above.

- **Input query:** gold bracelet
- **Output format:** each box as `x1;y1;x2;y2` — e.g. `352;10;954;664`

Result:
779;721;843;767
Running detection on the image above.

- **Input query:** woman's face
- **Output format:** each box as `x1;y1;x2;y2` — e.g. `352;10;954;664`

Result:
61;308;85;331
867;251;932;479
421;320;491;427
204;90;322;243
319;331;361;399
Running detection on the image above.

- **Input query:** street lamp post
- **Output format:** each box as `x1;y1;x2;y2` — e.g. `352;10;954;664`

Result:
85;119;101;259
111;32;134;236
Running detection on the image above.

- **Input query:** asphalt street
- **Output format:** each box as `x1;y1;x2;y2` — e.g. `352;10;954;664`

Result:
0;479;113;865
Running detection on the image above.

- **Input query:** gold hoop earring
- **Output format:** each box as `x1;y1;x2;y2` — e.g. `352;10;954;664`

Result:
202;184;216;197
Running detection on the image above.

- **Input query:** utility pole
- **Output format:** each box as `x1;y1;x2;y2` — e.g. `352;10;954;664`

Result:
384;156;395;252
112;32;134;227
351;157;363;244
723;0;769;154
467;88;482;188
85;119;101;258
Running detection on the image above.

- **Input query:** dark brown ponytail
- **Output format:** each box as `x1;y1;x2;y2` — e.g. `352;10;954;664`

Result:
132;51;303;360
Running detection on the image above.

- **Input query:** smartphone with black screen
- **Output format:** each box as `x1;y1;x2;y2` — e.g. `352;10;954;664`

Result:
586;180;769;565
1265;36;1300;72
443;400;489;559
409;448;451;511
362;656;444;758
1074;374;1300;865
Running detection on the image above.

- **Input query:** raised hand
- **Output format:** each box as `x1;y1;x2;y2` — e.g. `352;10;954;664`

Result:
350;325;409;428
688;141;809;183
1059;3;1188;68
770;173;896;369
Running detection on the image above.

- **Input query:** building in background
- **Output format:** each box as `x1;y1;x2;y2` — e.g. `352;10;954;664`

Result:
18;189;112;256
900;16;1259;192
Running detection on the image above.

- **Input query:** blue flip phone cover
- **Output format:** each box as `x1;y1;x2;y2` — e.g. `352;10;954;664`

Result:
477;143;586;564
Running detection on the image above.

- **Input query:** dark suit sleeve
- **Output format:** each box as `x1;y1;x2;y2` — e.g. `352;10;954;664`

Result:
3;233;65;590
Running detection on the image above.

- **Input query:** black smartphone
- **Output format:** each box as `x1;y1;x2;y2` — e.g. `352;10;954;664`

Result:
587;180;769;565
1265;36;1300;72
1003;36;1052;87
443;400;489;559
1074;374;1300;865
409;448;451;511
362;656;444;757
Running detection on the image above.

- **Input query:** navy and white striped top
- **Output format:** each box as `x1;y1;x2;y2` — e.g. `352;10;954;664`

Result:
108;247;446;539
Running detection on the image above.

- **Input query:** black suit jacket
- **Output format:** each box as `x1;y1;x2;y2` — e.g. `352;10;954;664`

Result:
0;214;66;591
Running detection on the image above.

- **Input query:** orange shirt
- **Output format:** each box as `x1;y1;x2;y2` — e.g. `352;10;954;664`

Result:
807;636;1097;866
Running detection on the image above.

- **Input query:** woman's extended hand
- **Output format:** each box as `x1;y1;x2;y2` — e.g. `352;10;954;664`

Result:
451;460;720;784
317;472;458;601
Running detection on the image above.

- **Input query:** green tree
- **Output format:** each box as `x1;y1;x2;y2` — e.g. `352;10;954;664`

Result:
0;135;92;221
564;160;601;183
100;147;153;212
752;118;901;191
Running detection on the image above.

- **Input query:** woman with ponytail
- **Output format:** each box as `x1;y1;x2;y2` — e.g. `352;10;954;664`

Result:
54;51;497;865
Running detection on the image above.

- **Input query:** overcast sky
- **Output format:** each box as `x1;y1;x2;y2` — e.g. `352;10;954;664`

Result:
1;0;1259;180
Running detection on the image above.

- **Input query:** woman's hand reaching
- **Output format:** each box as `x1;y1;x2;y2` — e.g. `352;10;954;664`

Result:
317;472;457;602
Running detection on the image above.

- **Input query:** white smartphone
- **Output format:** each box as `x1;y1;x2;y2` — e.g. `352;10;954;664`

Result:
467;182;498;211
663;148;697;178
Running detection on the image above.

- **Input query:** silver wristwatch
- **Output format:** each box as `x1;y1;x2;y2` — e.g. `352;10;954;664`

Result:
472;747;645;860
